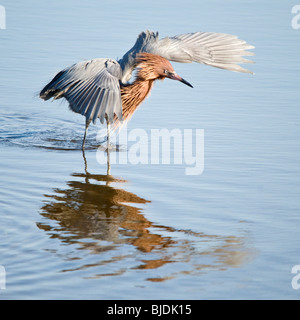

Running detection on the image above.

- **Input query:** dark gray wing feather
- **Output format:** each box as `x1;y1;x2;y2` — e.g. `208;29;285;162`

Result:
40;58;123;124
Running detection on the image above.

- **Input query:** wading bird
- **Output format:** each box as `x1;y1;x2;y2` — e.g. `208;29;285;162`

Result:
40;30;254;150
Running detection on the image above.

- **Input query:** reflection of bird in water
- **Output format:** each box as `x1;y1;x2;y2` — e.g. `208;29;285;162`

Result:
40;30;254;150
37;152;254;281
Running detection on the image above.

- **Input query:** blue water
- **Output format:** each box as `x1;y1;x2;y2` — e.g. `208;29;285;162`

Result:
0;0;300;299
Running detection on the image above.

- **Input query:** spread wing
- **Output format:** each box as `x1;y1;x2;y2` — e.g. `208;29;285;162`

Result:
145;32;255;74
119;31;255;82
40;58;123;124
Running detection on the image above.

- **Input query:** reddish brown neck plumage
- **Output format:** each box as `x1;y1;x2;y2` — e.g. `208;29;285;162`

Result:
120;78;155;121
120;53;174;122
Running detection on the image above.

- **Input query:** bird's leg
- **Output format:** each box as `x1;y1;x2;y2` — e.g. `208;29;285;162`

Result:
82;118;91;150
106;119;111;175
82;148;88;174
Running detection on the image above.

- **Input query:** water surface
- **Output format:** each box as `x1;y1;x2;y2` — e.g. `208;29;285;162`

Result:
0;0;299;299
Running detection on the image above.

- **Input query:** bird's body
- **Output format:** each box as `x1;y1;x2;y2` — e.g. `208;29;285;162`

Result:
40;30;254;149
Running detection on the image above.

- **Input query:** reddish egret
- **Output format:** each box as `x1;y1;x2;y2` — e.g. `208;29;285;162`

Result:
40;30;254;149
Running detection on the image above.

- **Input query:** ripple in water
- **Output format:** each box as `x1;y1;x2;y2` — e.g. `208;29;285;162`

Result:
0;112;108;151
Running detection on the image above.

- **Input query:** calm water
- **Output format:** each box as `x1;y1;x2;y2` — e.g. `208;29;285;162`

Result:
0;0;300;299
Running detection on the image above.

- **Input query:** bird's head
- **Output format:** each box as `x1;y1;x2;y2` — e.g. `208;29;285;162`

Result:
136;53;193;88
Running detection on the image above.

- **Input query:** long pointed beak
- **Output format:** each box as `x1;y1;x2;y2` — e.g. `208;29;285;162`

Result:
169;72;193;88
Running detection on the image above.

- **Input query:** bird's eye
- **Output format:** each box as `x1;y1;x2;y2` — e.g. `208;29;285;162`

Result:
164;69;169;75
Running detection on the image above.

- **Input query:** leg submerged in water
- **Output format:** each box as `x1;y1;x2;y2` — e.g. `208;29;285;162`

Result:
82;119;91;150
106;120;111;175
